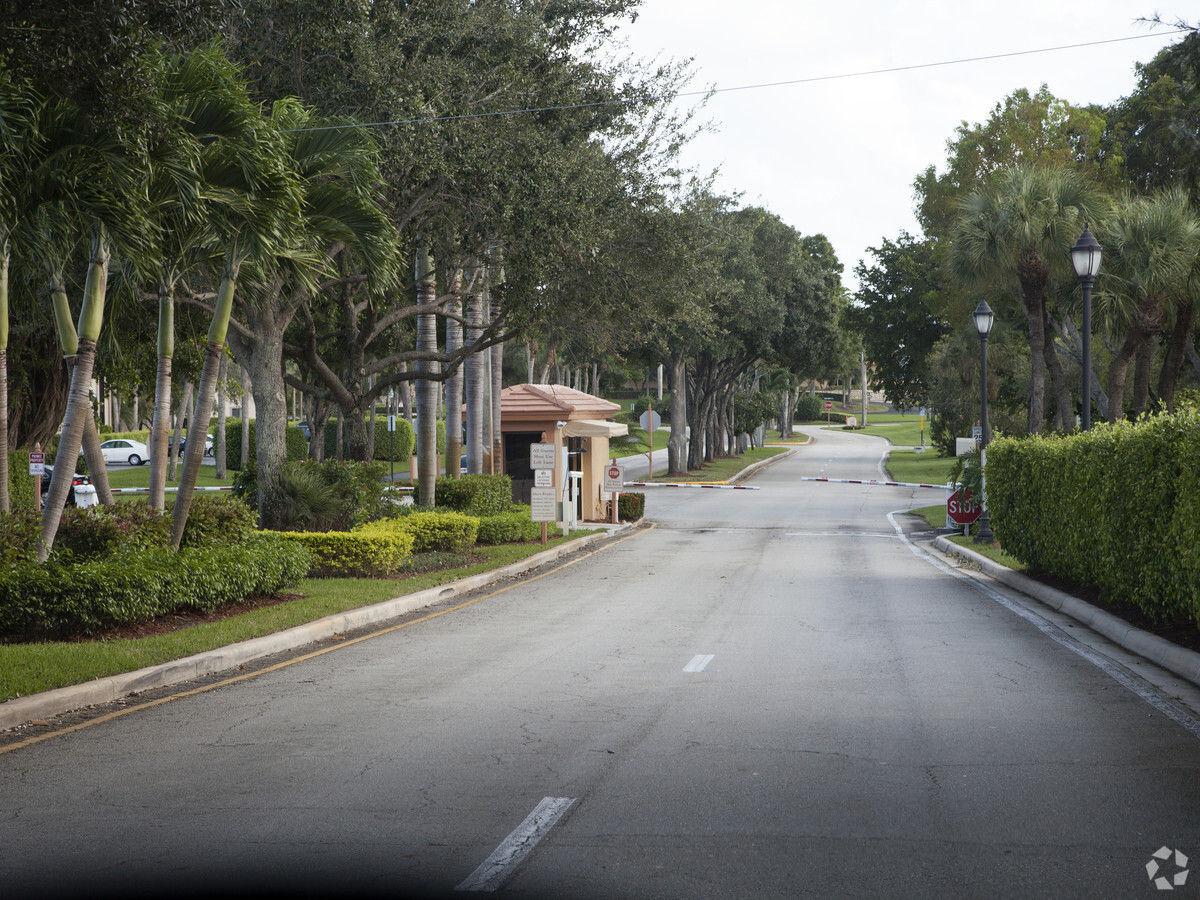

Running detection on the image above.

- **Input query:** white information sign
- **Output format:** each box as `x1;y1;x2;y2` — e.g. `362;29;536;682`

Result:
530;442;557;470
530;487;558;522
534;468;553;488
603;464;624;494
29;451;45;476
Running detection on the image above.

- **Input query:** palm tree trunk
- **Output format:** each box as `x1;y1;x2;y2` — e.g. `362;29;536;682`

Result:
465;282;485;474
445;276;463;480
215;350;228;479
240;364;250;467
1107;333;1141;424
149;285;174;508
490;291;504;469
416;246;439;505
1158;299;1195;413
0;238;9;512
1043;309;1071;432
1133;339;1153;416
668;355;687;474
168;381;192;484
170;261;237;548
40;232;111;560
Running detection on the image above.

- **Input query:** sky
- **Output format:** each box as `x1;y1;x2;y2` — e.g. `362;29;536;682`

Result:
608;2;1189;293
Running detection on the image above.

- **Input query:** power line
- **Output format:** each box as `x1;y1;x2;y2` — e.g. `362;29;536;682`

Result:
294;29;1187;133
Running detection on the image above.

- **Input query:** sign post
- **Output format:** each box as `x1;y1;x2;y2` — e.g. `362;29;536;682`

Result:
529;441;557;544
946;487;982;534
604;460;624;524
824;399;833;426
30;443;44;512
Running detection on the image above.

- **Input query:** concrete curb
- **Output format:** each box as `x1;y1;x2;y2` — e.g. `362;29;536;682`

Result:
730;447;800;483
932;536;1200;689
0;526;633;732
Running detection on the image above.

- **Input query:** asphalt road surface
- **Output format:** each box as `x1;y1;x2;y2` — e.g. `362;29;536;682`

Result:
3;427;1200;899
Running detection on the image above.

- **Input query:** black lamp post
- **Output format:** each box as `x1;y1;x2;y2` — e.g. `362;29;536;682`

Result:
1070;225;1102;430
973;300;995;544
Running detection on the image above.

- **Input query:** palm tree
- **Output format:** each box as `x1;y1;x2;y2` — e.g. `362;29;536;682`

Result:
949;164;1103;434
1096;189;1200;422
415;245;439;505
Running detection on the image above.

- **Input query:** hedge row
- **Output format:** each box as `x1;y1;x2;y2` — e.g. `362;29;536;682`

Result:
356;511;479;553
476;506;542;544
987;408;1200;623
272;529;415;578
322;416;444;461
435;474;513;516
0;534;311;637
224;419;309;470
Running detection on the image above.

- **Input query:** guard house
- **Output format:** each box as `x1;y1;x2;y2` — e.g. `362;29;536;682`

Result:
500;384;629;521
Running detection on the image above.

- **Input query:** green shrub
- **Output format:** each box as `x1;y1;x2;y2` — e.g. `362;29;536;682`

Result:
794;394;823;422
6;447;37;513
55;503;172;561
617;492;645;520
357;510;479;553
271;529;414;577
0;508;42;565
325;415;424;460
988;409;1200;624
371;415;414;461
166;492;258;547
224;419;308;470
435;473;513;516
476;506;542;544
0;534;310;637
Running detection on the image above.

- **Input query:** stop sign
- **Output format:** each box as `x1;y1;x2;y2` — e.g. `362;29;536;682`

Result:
946;488;982;525
824;400;833;411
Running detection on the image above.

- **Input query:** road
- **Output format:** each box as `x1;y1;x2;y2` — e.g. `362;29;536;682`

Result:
4;427;1200;899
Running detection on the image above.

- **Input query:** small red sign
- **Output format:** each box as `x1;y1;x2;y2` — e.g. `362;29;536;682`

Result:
824;400;833;411
946;488;982;525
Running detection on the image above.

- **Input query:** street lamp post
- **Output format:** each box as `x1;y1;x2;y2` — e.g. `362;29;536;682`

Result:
1070;225;1102;431
973;300;995;545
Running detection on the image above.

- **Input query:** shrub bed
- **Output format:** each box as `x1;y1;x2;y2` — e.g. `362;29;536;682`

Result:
435;474;513;516
357;511;479;553
476;506;542;544
0;534;311;638
617;492;645;520
987;409;1200;624
272;529;414;577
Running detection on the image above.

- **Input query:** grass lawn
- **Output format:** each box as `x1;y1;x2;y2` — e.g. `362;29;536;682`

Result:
655;446;787;483
0;536;591;703
883;448;957;486
850;422;926;445
609;426;672;458
906;504;1027;570
102;465;235;494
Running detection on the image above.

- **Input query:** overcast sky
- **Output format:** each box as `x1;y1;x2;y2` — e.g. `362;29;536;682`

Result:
610;2;1188;292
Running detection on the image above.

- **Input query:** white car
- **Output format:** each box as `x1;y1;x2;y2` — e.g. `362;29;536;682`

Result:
93;438;150;466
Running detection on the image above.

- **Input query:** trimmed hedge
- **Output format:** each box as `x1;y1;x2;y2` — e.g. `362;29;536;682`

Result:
435;474;513;516
5;447;37;513
356;511;479;553
272;529;415;577
323;416;436;460
0;534;311;637
987;409;1200;623
224;419;309;470
476;506;542;544
617;492;645;521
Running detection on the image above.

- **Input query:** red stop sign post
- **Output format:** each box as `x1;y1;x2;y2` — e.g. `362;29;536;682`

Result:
824;399;833;425
946;488;982;527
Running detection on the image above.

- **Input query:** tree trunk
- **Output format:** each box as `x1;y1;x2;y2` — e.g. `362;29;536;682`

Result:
40;343;98;559
169;381;192;484
1158;299;1195;413
0;239;8;511
215;350;228;479
149;285;174;508
240;365;250;469
490;292;504;469
668;355;687;475
465;283;486;474
1043;308;1071;432
249;325;289;530
416;246;439;505
1107;333;1141;424
1133;339;1153;417
445;284;463;480
1017;252;1049;434
171;261;237;546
